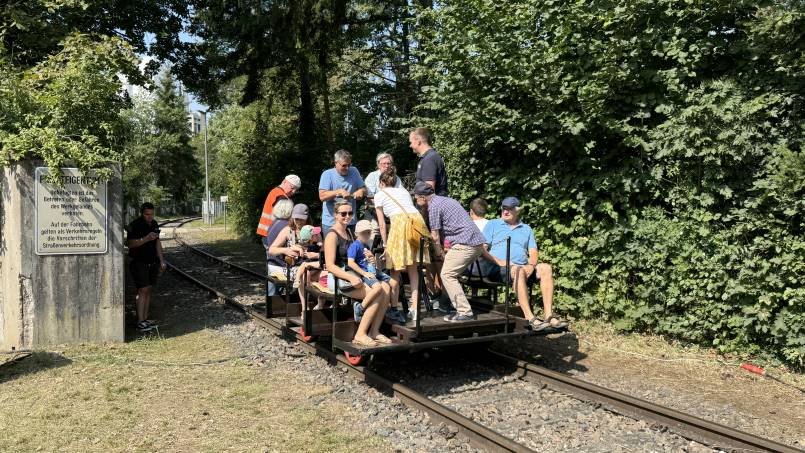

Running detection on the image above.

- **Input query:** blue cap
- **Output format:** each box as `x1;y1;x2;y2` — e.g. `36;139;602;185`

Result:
501;197;520;208
414;181;434;196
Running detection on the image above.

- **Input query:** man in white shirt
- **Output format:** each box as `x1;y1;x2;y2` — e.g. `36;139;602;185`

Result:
365;152;402;198
469;198;488;232
364;152;403;238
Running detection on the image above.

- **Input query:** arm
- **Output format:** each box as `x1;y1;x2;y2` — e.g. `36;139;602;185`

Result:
376;207;388;244
347;258;373;279
430;229;444;259
481;245;504;266
127;228;159;249
319;188;349;201
523;248;539;277
156;238;165;267
351;186;367;200
268;227;295;257
324;234;362;285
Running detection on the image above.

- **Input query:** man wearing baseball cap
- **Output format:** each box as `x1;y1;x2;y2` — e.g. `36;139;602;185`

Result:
479;197;568;331
413;181;486;322
256;174;301;239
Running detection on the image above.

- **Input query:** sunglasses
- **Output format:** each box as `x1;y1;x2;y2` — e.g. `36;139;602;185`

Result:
337;211;354;217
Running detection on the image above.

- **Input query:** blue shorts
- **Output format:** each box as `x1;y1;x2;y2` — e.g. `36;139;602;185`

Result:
362;270;391;288
475;262;540;284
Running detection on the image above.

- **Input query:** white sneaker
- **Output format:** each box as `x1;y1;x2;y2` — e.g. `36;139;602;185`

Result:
407;310;418;322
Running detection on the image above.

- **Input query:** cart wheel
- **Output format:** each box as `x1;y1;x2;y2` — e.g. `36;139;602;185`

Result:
299;327;314;343
344;351;366;366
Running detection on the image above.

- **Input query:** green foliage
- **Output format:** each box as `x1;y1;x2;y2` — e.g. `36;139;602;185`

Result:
121;70;201;206
0;34;138;180
414;0;804;366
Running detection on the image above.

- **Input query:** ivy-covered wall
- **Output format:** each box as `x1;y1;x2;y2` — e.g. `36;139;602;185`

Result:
413;0;804;365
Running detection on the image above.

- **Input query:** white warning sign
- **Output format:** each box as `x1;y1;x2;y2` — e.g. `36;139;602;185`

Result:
35;167;108;255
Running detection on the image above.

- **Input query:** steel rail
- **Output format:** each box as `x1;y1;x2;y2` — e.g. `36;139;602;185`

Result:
489;352;801;453
165;256;534;453
164;224;802;453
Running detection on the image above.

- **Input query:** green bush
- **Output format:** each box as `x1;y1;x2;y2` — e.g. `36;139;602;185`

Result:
413;0;804;365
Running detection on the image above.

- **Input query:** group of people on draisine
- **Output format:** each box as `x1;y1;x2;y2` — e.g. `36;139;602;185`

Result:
256;127;568;347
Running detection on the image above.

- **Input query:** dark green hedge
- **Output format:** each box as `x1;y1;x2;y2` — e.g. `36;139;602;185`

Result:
413;0;804;365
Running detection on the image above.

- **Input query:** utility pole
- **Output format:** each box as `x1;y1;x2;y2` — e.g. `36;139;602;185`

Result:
201;110;211;225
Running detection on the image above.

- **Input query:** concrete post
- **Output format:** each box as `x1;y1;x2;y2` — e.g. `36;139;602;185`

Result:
0;161;124;350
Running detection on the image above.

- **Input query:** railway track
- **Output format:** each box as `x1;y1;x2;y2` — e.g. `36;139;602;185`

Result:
159;220;801;453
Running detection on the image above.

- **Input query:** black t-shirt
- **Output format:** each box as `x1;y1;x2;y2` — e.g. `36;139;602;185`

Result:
416;148;449;196
127;217;159;263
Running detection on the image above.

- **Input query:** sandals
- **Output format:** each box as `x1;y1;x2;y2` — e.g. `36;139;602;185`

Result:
530;314;568;331
373;334;393;345
529;317;551;331
546;314;569;329
352;336;378;347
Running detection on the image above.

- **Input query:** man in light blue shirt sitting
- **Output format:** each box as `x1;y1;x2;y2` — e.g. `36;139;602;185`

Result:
480;197;568;331
319;149;366;235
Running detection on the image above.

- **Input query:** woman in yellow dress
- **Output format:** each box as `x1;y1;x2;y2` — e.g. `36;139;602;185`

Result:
374;167;430;320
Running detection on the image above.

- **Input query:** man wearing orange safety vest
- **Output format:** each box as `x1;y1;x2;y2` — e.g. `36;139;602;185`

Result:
256;174;301;248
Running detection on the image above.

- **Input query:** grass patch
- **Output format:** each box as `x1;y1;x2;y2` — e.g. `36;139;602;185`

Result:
0;329;387;452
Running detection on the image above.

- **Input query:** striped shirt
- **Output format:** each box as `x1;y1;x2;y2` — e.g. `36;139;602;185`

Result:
427;195;485;246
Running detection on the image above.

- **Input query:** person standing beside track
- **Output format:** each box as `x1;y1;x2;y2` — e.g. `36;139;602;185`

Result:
414;182;486;322
319;149;366;236
126;202;166;333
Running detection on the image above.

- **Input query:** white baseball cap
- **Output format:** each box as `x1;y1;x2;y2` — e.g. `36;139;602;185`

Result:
355;220;373;234
285;174;301;188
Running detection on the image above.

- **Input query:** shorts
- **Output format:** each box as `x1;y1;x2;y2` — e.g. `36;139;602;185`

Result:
481;262;540;285
362;270;391;288
131;260;160;289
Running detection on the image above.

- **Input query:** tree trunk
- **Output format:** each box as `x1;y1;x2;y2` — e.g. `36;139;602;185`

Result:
319;45;335;154
298;54;316;157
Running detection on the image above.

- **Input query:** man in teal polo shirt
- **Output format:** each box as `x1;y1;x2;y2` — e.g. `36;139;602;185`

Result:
480;197;568;331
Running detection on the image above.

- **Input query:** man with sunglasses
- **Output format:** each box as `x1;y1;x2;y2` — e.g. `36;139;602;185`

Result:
319;149;366;236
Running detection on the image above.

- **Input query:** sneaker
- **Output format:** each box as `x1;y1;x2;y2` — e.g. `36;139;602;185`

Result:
435;300;456;314
137;321;154;333
447;313;475;322
353;301;365;322
144;319;158;327
385;307;406;325
407;309;418;322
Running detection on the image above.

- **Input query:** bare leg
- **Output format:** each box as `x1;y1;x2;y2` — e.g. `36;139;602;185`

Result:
406;264;420;312
537;263;554;317
355;285;384;340
511;266;534;319
389;270;402;308
369;284;390;338
136;286;151;322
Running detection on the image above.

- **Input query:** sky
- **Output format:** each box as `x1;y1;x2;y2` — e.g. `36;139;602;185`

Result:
141;31;208;113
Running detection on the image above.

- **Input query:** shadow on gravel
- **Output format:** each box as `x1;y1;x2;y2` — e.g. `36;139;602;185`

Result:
124;270;248;342
492;332;590;374
0;352;72;384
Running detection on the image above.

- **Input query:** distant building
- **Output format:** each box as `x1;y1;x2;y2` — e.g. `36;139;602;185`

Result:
188;111;205;135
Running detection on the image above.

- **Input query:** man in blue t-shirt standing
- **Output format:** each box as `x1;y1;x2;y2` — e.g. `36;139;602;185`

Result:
319;149;366;235
410;127;448;196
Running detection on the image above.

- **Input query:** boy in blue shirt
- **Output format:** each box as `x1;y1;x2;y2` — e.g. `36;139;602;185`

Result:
347;220;406;324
